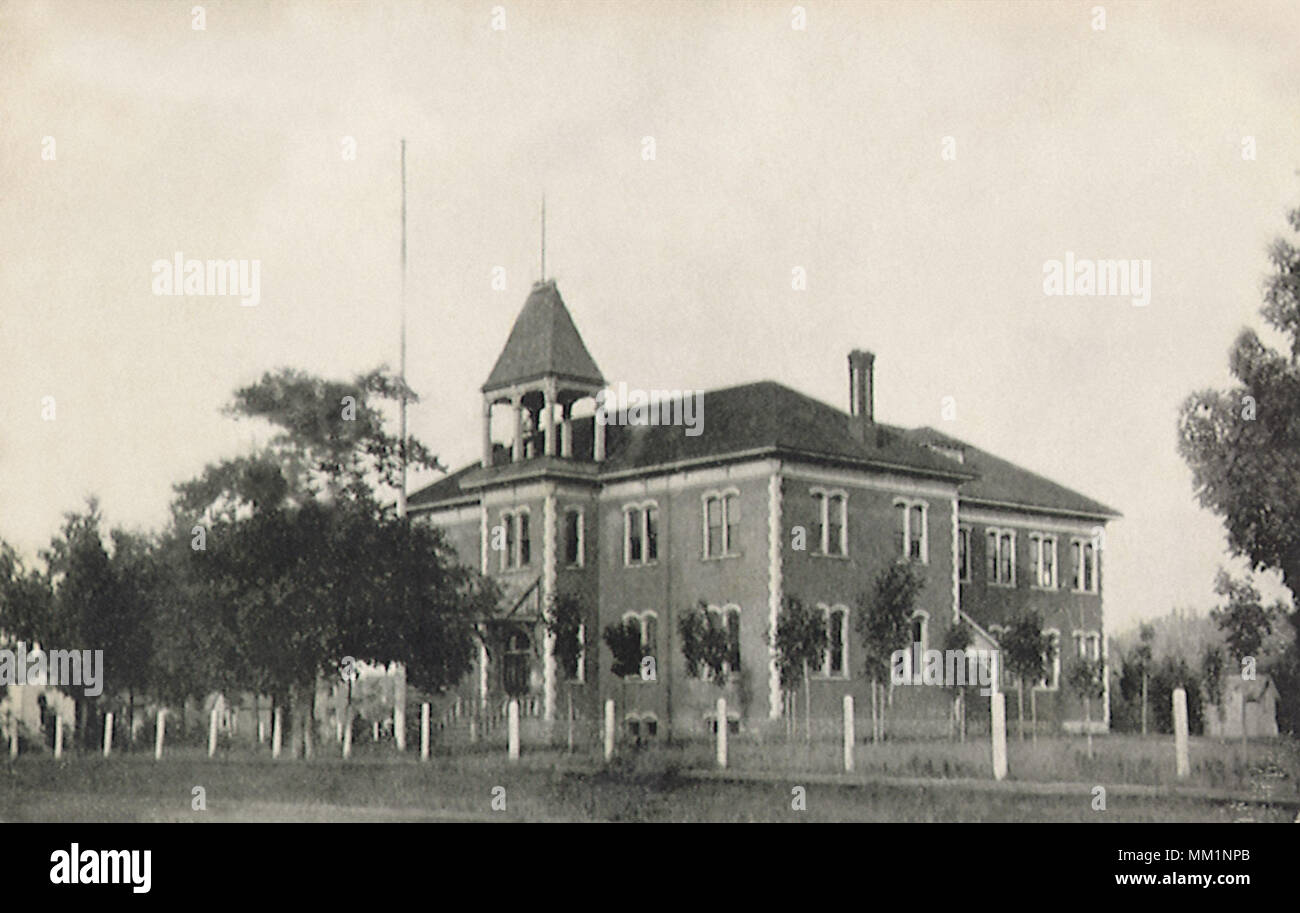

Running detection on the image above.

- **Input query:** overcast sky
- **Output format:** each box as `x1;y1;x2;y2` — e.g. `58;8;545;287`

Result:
3;0;1298;633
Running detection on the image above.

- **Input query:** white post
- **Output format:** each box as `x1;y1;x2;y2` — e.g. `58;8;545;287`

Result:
272;708;283;759
420;703;430;761
103;712;114;758
8;715;17;759
991;692;1007;781
258;719;265;745
54;712;63;759
716;697;728;769
1173;687;1190;779
373;720;379;742
843;695;855;773
507;699;520;761
208;706;219;758
394;663;407;752
603;699;615;761
342;711;353;759
154;709;166;760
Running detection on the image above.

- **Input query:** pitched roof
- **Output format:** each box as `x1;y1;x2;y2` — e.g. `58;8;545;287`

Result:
902;427;1120;519
482;280;604;393
409;382;976;510
595;382;973;478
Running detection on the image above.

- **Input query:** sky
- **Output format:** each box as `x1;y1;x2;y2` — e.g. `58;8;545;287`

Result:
2;0;1299;635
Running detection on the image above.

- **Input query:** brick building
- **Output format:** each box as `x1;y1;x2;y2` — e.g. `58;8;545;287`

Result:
409;279;1120;739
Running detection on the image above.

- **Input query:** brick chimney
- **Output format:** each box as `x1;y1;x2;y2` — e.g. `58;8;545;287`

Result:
848;349;875;443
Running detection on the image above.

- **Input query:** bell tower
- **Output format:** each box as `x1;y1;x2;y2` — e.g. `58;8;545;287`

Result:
481;279;606;467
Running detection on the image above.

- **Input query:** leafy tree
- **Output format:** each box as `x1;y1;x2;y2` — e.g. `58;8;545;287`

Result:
679;601;730;684
1178;205;1300;598
545;592;587;749
941;619;974;742
856;562;925;743
1201;643;1227;727
1003;612;1054;743
770;595;826;743
603;618;643;679
1133;623;1155;736
1065;657;1105;758
1210;570;1279;750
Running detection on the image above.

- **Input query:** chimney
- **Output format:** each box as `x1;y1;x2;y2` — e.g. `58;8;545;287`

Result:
848;349;874;442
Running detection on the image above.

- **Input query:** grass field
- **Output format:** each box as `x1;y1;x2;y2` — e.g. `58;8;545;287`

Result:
3;734;1296;822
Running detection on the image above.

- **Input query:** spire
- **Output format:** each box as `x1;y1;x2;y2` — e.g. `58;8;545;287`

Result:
482;281;604;393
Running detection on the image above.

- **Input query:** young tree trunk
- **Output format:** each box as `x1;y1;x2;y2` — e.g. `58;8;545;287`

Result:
802;660;811;744
1084;696;1093;759
567;689;574;753
128;689;135;745
959;691;966;743
870;679;879;744
1030;688;1037;745
1241;691;1248;756
1017;680;1025;741
1140;673;1148;736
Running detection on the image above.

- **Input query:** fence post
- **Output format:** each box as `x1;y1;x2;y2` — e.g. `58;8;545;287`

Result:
208;706;219;758
54;712;63;760
1173;687;1190;779
843;695;854;773
272;708;283;759
716;697;728;769
103;712;114;758
154;709;166;760
342;709;353;759
603;699;615;762
508;699;520;761
420;703;430;761
991;692;1007;781
8;714;17;759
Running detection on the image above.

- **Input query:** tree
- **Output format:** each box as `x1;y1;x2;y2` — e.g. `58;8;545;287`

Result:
545;592;586;749
166;366;469;757
1133;623;1155;736
1065;657;1105;758
856;562;925;743
941;620;974;742
770;595;826;744
1210;570;1279;751
1003;612;1054;743
1201;643;1227;730
1178;205;1300;599
603;618;643;679
679;601;730;684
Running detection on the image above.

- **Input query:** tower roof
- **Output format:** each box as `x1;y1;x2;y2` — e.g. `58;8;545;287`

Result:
482;280;604;393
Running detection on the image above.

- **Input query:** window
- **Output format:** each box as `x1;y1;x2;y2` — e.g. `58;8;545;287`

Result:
500;510;531;570
563;509;583;567
817;604;849;677
958;527;971;582
622;611;658;673
810;488;848;556
623;502;659;566
893;498;929;562
625;712;659;741
1029;534;1057;589
1085;631;1100;662
1071;539;1098;592
985;527;1016;585
1041;629;1060;690
705;604;743;676
703;490;740;558
910;611;929;653
503;629;531;696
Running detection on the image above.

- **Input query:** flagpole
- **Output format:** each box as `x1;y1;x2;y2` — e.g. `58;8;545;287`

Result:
398;138;408;520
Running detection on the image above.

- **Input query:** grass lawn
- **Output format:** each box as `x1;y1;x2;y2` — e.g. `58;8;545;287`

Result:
2;734;1295;822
